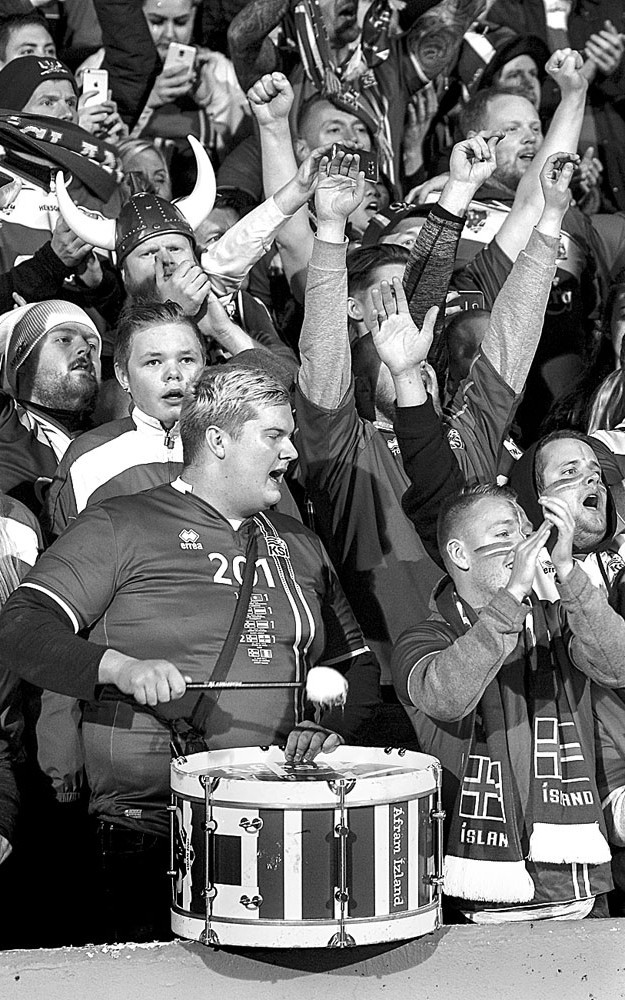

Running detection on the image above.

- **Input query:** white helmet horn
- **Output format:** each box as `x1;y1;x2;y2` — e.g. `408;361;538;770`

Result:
175;134;216;231
55;172;116;251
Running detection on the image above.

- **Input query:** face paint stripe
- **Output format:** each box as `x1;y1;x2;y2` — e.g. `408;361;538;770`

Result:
473;543;516;556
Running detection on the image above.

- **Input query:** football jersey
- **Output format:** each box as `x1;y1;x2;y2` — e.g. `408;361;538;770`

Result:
23;479;376;833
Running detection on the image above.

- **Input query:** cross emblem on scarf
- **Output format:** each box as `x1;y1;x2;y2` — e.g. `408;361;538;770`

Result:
460;754;506;822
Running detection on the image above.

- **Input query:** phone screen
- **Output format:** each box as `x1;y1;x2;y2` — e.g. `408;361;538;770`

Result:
330;143;379;183
456;290;486;311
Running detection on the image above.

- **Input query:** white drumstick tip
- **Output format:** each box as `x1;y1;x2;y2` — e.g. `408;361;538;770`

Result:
305;666;348;708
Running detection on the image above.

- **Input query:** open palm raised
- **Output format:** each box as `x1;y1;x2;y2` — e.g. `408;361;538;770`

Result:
369;278;438;377
315;151;366;224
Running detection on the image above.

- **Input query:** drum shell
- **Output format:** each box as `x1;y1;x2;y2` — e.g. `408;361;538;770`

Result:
170;746;442;948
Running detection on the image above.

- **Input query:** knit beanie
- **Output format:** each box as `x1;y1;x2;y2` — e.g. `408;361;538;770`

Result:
0;56;78;112
0;301;101;395
361;202;430;247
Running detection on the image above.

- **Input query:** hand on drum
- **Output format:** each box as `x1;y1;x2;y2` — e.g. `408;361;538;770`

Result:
99;649;191;706
284;720;344;764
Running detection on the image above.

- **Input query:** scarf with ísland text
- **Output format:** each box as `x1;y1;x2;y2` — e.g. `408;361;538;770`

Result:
437;585;610;905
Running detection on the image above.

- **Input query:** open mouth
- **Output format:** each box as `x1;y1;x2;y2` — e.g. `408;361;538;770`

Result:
582;493;599;510
268;469;286;484
162;390;184;401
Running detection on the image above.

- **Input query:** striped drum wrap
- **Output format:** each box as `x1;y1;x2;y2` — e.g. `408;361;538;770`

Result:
170;746;442;948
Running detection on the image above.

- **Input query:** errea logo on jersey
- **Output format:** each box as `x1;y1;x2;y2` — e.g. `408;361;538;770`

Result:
179;528;203;550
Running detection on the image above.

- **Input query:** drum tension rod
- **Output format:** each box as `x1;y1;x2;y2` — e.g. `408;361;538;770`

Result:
427;761;446;927
167;799;177;879
328;778;356;949
199;774;221;947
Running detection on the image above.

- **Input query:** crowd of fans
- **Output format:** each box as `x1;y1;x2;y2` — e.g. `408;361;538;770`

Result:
1;0;625;949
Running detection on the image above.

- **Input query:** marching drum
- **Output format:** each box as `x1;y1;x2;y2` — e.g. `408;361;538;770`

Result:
170;745;444;948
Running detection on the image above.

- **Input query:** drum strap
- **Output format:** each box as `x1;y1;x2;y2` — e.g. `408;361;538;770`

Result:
180;529;260;747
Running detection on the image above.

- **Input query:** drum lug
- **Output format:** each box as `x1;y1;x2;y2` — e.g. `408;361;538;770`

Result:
167;803;177;813
425;875;445;886
240;893;263;910
239;817;263;833
200;928;220;947
328;931;356;949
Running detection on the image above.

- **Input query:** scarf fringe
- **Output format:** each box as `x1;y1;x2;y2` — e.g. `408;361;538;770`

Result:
444;854;535;903
528;822;612;865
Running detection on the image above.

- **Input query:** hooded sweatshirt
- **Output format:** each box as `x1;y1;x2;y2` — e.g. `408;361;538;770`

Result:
391;562;625;917
509;435;625;602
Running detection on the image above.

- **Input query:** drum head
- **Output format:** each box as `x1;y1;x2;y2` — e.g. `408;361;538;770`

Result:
171;745;439;807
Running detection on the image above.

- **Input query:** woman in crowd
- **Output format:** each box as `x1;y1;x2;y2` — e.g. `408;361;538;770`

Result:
132;0;249;178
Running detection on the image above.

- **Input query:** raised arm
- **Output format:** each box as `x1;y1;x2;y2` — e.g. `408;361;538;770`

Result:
495;48;588;262
368;277;459;564
200;141;321;296
369;278;438;412
404;132;502;380
248;72;314;293
482;151;576;391
298;152;365;409
227;0;290;92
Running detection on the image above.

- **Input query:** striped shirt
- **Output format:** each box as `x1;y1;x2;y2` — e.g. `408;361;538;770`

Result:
45;406;183;538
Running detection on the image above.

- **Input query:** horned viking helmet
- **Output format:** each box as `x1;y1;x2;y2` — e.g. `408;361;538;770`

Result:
55;135;216;264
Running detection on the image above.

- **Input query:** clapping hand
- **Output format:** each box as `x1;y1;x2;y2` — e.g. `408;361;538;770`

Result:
572;145;603;197
506;521;552;602
538;494;576;579
584;19;625;77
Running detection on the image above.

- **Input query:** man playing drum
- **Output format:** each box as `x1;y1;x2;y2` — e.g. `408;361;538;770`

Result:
0;362;381;942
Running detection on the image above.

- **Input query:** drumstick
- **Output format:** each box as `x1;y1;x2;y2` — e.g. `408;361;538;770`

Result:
185;680;304;690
